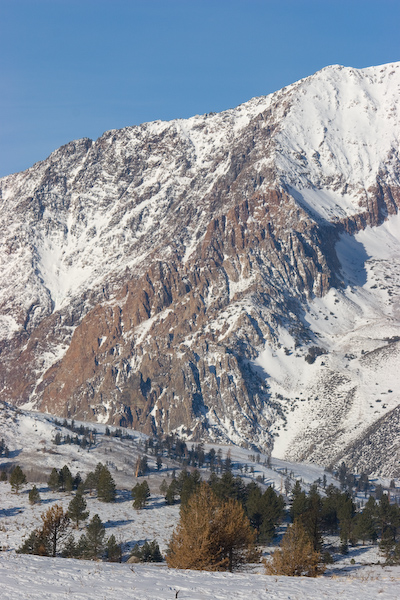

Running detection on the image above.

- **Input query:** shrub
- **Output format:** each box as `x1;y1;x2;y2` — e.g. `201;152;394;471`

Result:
130;540;163;562
265;520;325;577
28;485;41;505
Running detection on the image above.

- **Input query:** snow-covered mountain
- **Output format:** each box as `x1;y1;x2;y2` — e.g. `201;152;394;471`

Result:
1;62;399;475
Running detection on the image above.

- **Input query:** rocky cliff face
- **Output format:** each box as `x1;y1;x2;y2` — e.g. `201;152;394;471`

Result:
1;62;400;472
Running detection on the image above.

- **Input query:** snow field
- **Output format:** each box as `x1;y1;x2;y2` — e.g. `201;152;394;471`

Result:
0;553;400;600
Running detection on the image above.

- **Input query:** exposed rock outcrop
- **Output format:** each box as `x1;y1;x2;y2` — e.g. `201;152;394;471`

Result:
1;62;400;469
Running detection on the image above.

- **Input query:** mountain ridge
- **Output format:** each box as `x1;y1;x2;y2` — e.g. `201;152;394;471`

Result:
1;61;399;475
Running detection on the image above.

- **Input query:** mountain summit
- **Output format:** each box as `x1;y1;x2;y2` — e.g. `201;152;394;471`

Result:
1;62;399;475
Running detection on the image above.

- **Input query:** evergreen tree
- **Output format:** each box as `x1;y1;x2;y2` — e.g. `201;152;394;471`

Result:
207;447;216;470
67;491;89;528
97;464;116;502
290;481;307;521
60;465;74;493
130;540;163;562
303;486;323;551
165;479;179;505
83;470;97;495
61;534;80;558
73;472;83;490
48;467;61;492
28;485;41;505
159;479;168;495
79;514;106;559
132;481;150;509
0;470;7;482
224;455;232;472
210;471;243;502
9;465;27;494
0;438;9;457
336;492;356;552
256;485;285;542
321;485;341;534
135;455;149;477
179;469;201;506
17;528;49;556
106;534;122;562
378;495;400;561
290;482;322;551
375;484;384;500
354;496;378;544
245;483;264;537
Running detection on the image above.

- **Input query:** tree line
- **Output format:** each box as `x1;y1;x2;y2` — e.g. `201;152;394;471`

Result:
7;457;400;573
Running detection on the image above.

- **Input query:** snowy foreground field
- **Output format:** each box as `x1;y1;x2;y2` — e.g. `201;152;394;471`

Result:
1;553;400;600
1;406;400;598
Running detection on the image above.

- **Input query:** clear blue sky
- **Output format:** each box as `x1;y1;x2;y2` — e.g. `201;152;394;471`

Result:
1;0;399;177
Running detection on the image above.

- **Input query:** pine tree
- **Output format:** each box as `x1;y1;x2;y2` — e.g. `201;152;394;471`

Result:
290;481;307;521
28;485;41;505
321;485;341;534
159;479;168;495
303;486;323;551
9;465;27;494
337;491;356;551
134;455;149;477
132;481;150;509
17;528;50;556
167;482;258;571
61;534;80;558
83;470;97;495
67;491;89;528
106;534;122;562
41;504;70;557
97;465;116;502
60;465;74;493
179;469;202;506
245;483;284;543
378;495;400;561
354;496;378;544
246;484;264;536
48;467;61;492
79;514;106;559
130;540;163;562
265;520;325;577
165;479;179;505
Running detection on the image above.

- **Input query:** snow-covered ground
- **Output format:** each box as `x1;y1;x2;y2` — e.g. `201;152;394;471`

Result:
1;553;400;600
256;212;400;468
1;405;399;598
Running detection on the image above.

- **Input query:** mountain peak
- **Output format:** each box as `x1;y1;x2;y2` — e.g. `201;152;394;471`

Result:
0;63;399;475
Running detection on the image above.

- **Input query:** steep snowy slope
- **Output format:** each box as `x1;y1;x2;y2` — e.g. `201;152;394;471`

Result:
0;62;399;474
268;213;400;474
